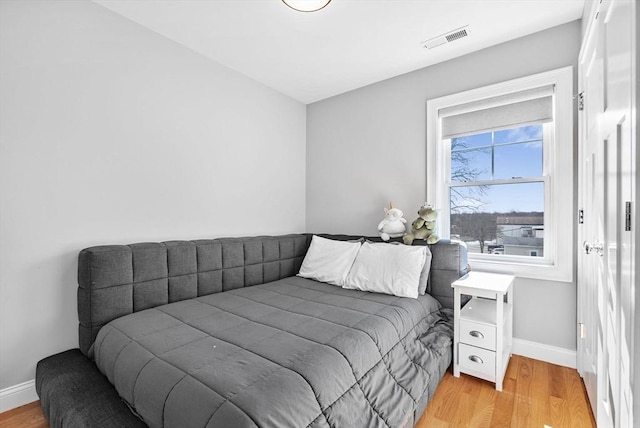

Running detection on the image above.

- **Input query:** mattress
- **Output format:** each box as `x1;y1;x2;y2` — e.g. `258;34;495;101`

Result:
93;276;454;428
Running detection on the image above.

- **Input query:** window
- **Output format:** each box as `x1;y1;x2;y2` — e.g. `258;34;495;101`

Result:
426;67;574;281
449;125;546;258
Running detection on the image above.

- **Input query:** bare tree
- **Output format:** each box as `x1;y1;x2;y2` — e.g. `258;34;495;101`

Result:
451;212;497;253
450;137;489;212
448;137;497;253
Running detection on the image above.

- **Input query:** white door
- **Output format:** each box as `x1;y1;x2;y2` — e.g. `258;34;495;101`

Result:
577;7;601;416
577;1;635;427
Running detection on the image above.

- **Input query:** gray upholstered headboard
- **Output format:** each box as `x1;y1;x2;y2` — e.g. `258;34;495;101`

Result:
77;233;467;357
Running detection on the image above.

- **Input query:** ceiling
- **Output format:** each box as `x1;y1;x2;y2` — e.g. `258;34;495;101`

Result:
93;0;585;104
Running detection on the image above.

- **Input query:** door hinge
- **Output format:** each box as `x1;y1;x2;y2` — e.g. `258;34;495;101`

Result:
579;322;585;339
625;201;632;231
578;209;584;224
578;92;584;111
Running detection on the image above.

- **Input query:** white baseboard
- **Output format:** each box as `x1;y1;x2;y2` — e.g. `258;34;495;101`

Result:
512;338;577;369
0;380;38;413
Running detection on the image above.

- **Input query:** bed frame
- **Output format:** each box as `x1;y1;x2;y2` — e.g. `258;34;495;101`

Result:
36;234;468;428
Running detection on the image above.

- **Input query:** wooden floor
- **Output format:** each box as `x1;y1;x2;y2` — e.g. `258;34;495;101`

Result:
0;402;47;428
0;356;595;428
418;355;596;428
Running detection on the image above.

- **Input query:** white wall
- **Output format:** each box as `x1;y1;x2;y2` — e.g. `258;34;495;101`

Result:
0;0;306;394
307;21;581;351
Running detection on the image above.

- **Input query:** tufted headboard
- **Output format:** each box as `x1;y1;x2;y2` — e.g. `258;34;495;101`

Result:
77;234;467;357
77;234;310;356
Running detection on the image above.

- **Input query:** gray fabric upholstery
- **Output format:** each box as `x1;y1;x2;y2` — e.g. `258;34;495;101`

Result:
78;235;309;356
78;234;467;357
36;349;146;428
93;277;454;428
427;241;469;308
39;233;467;428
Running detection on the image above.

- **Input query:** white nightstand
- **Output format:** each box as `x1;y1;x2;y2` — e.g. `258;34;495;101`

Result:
452;271;515;391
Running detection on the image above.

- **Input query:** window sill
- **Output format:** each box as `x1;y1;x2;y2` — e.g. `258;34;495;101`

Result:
467;255;573;283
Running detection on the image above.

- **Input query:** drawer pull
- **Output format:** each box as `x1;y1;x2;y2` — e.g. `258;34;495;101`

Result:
469;330;484;339
468;355;484;364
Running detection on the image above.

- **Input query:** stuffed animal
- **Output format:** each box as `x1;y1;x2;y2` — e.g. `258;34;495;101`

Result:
377;202;407;241
403;203;440;245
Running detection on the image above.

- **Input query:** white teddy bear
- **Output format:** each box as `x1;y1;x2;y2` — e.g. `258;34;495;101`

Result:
377;202;407;241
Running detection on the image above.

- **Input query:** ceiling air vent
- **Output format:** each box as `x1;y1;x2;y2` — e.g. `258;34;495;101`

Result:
422;26;470;50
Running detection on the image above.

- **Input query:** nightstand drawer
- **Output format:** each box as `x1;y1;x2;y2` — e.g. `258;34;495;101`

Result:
458;343;496;378
459;320;496;351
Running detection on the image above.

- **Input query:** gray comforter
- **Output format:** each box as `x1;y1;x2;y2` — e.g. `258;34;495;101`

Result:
93;276;453;428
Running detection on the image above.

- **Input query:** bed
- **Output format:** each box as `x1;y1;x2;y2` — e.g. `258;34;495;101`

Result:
36;234;468;428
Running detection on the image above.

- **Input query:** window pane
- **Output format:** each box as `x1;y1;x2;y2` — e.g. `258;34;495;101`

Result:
450;182;544;257
451;147;491;182
494;141;543;179
451;132;491;150
494;124;542;143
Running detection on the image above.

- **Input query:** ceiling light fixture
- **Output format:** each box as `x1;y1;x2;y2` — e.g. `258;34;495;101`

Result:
282;0;331;13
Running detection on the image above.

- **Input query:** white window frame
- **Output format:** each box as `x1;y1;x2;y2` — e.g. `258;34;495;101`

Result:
426;67;574;282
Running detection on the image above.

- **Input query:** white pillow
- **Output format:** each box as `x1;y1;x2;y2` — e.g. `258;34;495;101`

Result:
298;235;362;286
343;242;426;299
372;240;432;295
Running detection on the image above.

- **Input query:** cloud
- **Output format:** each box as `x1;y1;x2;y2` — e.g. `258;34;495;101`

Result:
499;125;542;145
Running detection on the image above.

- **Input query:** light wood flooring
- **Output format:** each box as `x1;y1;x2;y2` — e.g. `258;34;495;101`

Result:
418;355;596;428
0;402;47;428
0;355;595;428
